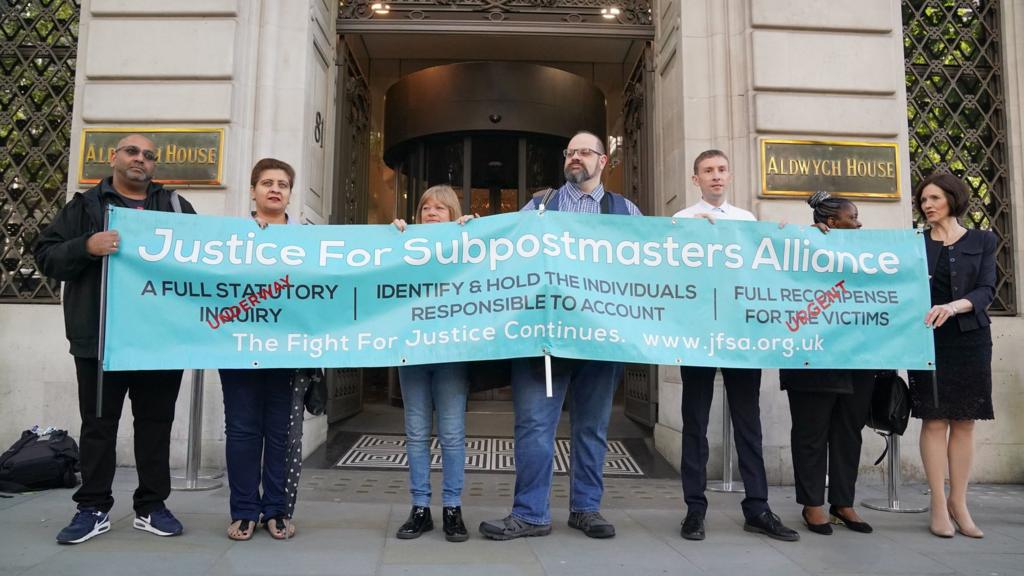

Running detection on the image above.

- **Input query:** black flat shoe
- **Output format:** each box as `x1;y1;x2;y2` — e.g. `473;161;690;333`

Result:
829;506;873;534
396;506;433;539
802;508;832;536
443;506;469;542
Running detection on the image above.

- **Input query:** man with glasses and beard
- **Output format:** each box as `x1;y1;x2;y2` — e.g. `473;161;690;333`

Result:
480;131;641;541
35;134;196;544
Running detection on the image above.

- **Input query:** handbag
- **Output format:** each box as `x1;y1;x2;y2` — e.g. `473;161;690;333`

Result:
294;368;327;416
866;370;911;436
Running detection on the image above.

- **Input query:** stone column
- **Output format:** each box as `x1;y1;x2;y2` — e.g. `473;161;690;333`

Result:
60;0;336;468
653;0;916;483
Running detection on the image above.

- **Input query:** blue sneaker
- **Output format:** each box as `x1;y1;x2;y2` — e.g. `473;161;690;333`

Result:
133;507;183;537
56;508;111;544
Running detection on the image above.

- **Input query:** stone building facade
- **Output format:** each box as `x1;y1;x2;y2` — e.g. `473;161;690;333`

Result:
0;0;1020;482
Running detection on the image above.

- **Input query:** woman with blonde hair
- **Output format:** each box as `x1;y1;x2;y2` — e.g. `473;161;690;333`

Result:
391;185;476;542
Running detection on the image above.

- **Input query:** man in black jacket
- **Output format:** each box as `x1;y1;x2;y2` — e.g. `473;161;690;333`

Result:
35;134;196;545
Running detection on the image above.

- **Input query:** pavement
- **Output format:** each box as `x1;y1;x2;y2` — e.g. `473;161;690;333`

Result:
2;468;1023;576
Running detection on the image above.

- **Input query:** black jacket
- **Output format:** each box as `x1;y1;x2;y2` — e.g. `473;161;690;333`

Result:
33;178;196;358
924;227;997;332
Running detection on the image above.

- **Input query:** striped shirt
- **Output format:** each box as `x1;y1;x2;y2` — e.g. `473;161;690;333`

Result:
520;182;643;216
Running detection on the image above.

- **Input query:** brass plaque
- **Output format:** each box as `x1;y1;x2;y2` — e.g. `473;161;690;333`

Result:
760;139;900;200
79;128;224;186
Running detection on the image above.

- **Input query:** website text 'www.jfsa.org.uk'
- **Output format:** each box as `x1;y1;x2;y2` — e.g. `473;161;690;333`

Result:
642;332;824;358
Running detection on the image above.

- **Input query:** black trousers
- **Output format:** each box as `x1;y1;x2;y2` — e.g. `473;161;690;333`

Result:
787;386;873;507
73;357;182;515
680;366;768;520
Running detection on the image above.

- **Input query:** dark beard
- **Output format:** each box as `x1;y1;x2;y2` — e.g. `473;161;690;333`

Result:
563;163;591;184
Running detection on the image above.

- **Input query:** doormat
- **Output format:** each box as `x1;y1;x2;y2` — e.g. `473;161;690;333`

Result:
334;434;643;476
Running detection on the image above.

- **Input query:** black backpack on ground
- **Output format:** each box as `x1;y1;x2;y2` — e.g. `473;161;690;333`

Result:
0;429;80;493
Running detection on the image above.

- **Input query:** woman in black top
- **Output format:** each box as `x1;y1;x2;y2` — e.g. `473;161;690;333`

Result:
780;191;874;536
909;173;996;539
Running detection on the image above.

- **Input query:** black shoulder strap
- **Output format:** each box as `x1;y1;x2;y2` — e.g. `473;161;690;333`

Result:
600;190;612;214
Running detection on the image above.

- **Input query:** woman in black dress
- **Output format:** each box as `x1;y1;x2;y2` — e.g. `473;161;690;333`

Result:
909;173;996;539
781;191;874;536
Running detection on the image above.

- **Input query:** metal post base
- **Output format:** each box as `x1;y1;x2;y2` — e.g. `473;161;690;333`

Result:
708;480;745;493
708;395;745;494
171;369;224;493
171;477;223;491
172;468;225;481
860;432;928;514
862;498;928;513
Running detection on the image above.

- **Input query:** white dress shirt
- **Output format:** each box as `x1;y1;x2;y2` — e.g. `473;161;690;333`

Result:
673;198;757;222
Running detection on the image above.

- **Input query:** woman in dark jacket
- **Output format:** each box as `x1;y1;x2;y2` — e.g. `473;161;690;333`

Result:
780;191;875;536
908;173;996;539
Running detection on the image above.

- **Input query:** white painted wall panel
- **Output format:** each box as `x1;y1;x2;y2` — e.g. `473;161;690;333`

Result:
754;93;902;136
90;0;238;16
750;0;893;32
81;83;233;122
752;30;898;94
85;19;236;79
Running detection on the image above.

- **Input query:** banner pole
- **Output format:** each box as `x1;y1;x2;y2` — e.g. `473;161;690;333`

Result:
95;206;111;418
544;352;553;398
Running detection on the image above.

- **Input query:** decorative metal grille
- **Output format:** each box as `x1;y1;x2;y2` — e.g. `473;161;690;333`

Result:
622;42;653;215
1;0;79;302
339;0;652;26
332;40;370;225
903;0;1016;314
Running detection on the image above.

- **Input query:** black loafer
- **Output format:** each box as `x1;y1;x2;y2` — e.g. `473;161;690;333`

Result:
744;511;800;542
443;506;469;542
680;511;706;541
396;506;433;539
802;508;832;535
830;506;873;534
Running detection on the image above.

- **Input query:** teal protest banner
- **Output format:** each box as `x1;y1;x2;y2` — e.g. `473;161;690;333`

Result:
103;207;935;371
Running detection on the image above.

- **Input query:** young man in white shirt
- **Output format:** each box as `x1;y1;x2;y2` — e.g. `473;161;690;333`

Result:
672;150;799;542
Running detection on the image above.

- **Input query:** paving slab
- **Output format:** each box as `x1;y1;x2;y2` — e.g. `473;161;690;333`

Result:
1;468;1022;576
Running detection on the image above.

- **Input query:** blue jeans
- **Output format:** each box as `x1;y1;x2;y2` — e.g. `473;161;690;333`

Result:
510;358;621;525
220;368;293;521
398;363;469;507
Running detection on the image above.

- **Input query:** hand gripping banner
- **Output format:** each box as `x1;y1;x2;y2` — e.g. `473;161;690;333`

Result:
102;207;935;371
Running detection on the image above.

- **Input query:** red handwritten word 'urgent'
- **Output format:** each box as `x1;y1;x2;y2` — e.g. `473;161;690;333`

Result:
785;279;850;333
207;275;291;330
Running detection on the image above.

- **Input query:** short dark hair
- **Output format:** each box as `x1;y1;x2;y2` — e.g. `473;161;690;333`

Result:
912;172;970;219
693;149;729;174
807;190;855;225
572;131;606;154
250;157;295;188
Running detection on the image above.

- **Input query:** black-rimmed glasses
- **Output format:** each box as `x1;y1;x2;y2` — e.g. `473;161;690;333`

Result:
562;148;603;159
116;145;157;161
